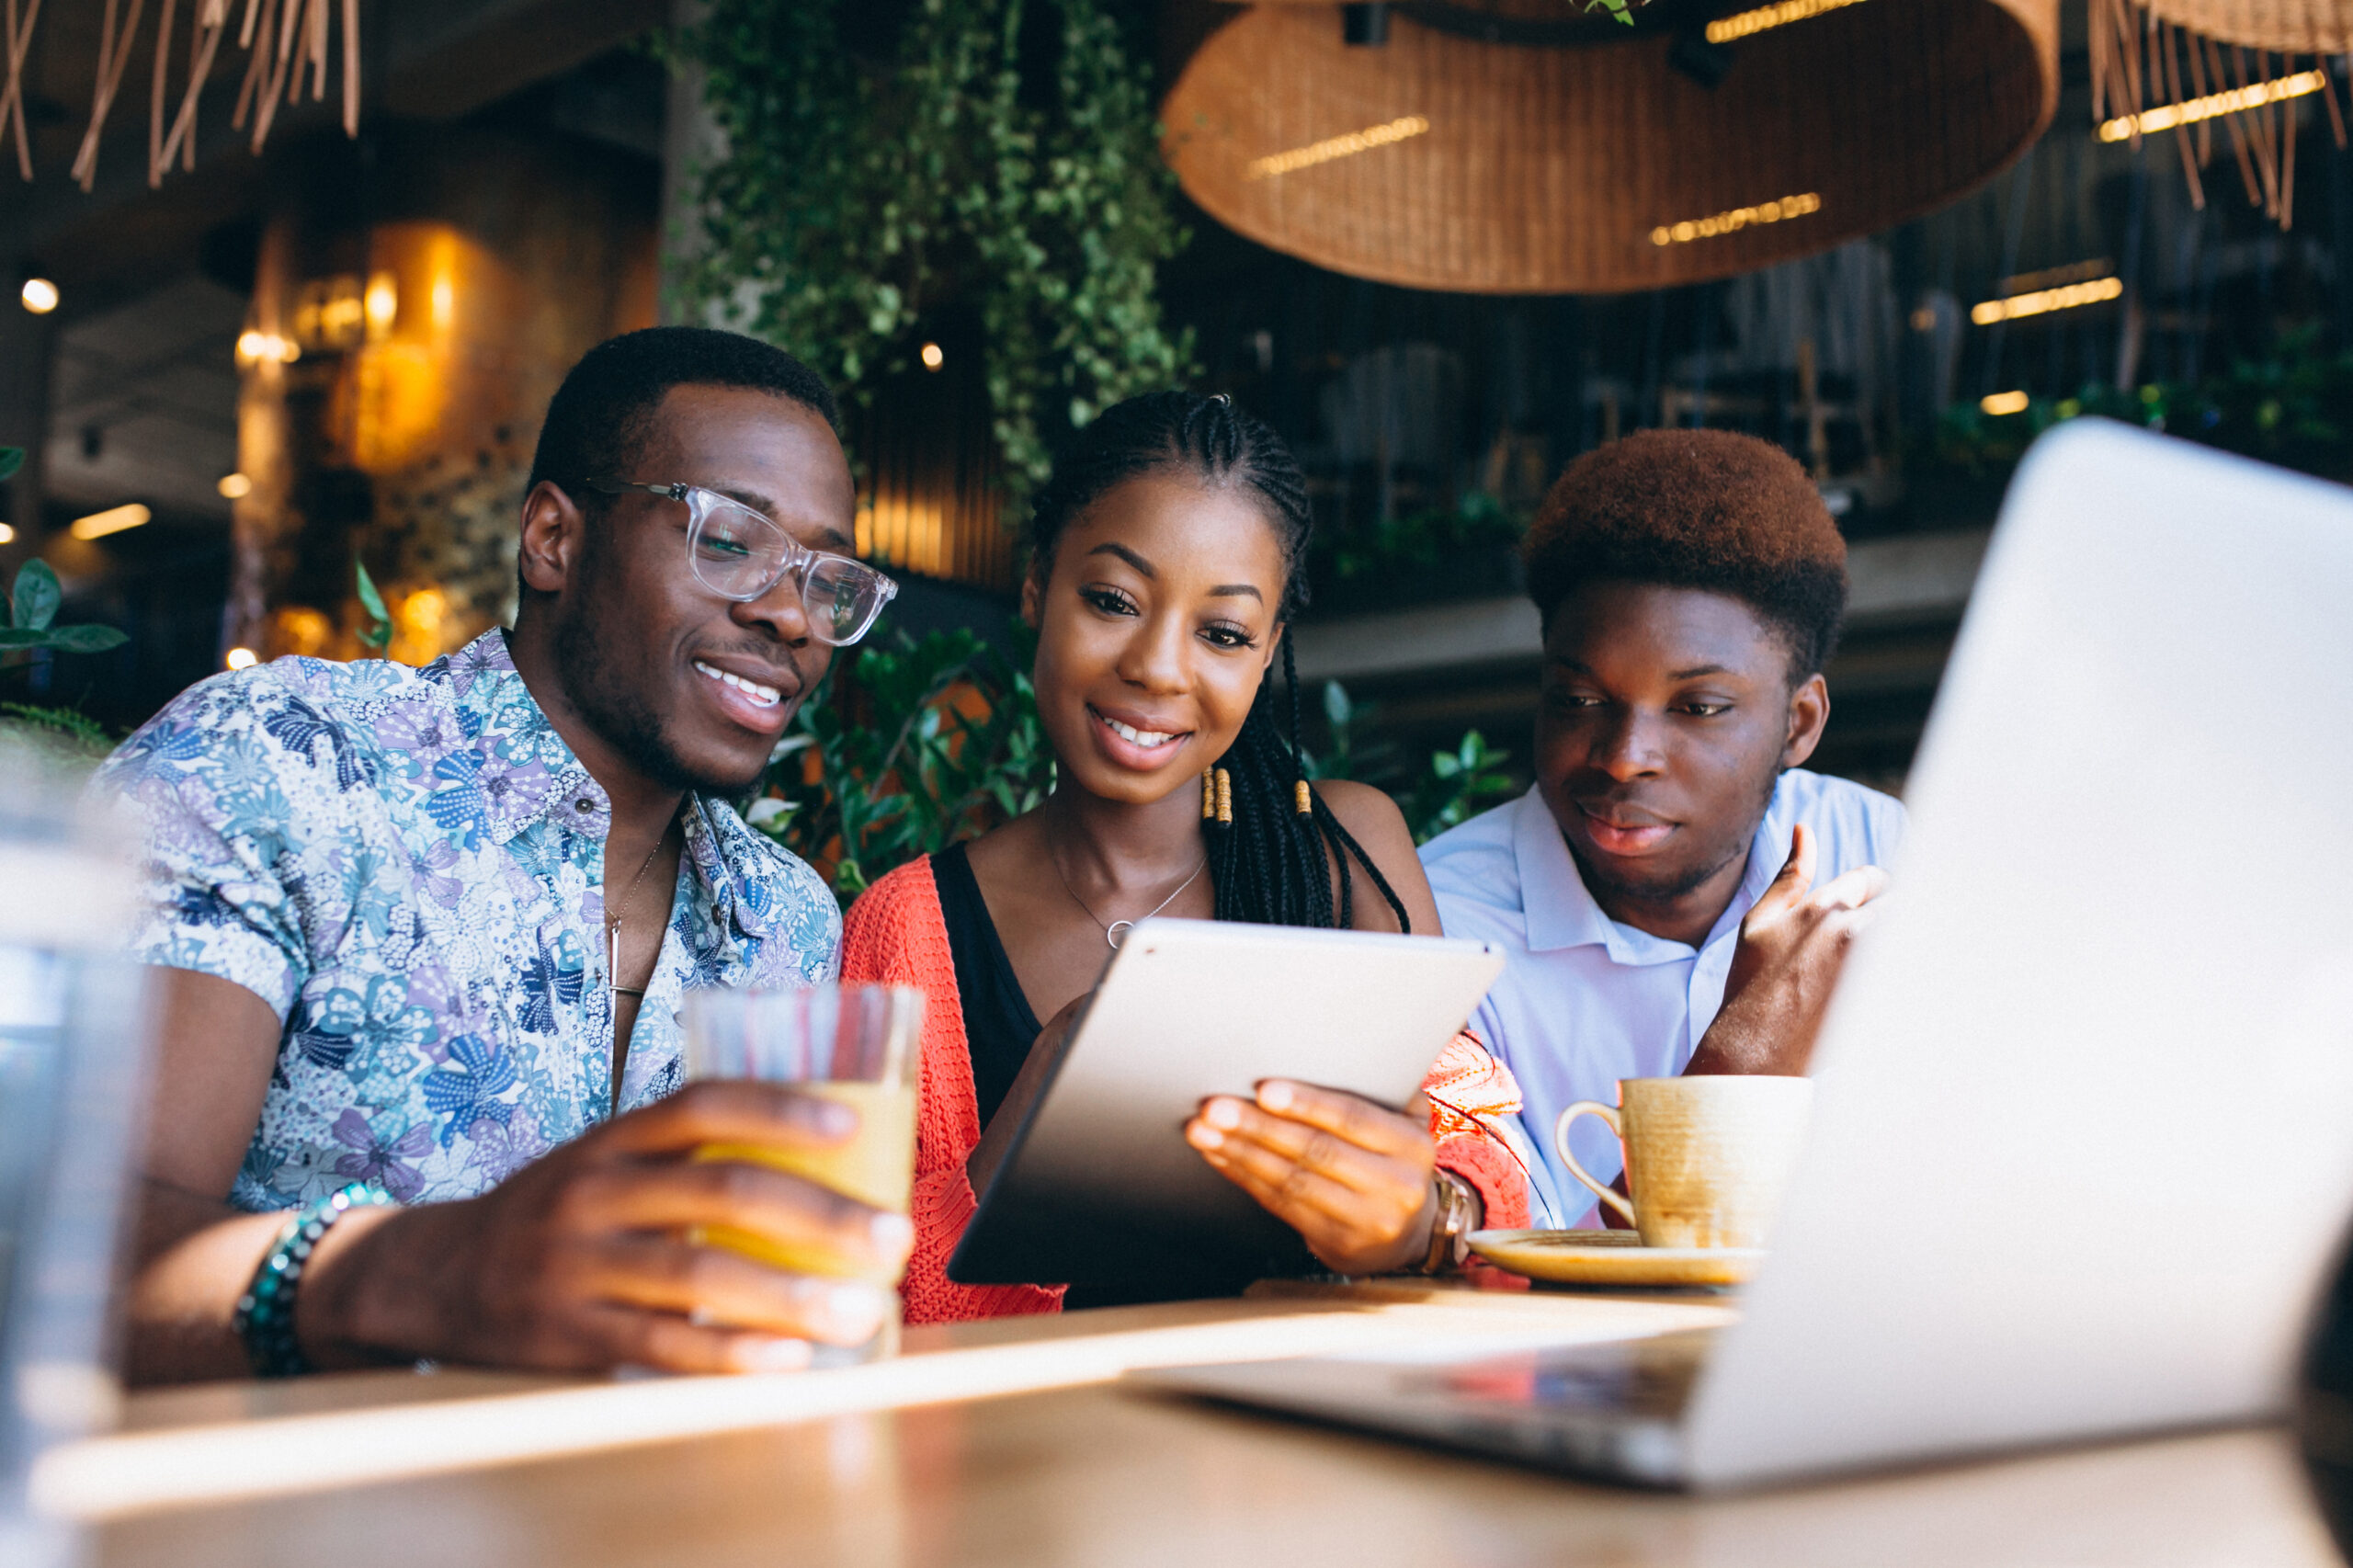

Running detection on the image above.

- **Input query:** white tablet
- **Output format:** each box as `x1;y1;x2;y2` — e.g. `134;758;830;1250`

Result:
948;916;1504;1291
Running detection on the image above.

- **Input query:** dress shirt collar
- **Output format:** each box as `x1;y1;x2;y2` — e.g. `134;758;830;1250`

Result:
1512;784;1619;955
436;629;775;942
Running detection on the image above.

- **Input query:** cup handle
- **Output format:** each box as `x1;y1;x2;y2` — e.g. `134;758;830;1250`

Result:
1553;1101;1638;1228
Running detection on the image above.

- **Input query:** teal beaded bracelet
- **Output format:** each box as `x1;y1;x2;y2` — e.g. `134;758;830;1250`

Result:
232;1181;394;1378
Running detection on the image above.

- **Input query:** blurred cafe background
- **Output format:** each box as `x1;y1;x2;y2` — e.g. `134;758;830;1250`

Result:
8;0;2353;839
11;1;2353;1564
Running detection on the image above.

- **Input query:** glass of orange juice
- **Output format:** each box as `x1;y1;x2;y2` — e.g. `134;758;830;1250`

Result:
681;983;923;1362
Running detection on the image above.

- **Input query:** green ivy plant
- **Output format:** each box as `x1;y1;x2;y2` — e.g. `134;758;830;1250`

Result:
0;446;129;763
356;560;393;653
1311;491;1527;593
1927;324;2353;486
675;0;1193;514
1308;679;1520;845
0;699;113;756
1405;728;1520;841
748;626;1057;907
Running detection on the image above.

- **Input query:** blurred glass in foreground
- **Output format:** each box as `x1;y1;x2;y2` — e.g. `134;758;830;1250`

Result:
684;984;922;1365
0;747;147;1568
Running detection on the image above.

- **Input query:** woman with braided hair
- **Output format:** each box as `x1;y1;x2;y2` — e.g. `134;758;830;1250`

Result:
843;390;1528;1325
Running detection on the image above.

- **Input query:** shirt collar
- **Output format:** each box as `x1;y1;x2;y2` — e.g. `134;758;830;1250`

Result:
1512;784;1620;954
434;631;776;944
437;631;599;848
683;794;779;943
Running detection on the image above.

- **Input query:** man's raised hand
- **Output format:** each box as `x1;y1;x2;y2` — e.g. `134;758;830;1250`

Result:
1687;823;1889;1077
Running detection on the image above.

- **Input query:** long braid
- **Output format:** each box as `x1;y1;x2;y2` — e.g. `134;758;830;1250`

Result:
1029;390;1411;935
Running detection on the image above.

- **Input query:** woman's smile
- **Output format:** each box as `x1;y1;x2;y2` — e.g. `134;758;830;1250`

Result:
1086;702;1193;771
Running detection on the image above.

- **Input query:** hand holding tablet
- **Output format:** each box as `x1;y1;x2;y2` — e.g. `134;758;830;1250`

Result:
949;917;1502;1294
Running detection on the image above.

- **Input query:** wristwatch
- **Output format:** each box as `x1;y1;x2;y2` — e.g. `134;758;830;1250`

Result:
1416;1170;1481;1275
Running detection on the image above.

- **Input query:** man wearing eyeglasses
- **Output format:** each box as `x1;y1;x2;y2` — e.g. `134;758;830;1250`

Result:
100;328;911;1382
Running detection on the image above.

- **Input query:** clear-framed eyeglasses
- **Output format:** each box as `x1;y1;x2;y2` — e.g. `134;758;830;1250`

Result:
584;478;899;647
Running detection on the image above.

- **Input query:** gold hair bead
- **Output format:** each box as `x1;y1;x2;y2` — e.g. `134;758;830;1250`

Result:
1202;769;1216;820
1294;778;1312;815
1215;768;1233;824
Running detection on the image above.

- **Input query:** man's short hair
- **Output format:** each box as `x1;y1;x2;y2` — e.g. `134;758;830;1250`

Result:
1522;428;1849;678
527;326;842;495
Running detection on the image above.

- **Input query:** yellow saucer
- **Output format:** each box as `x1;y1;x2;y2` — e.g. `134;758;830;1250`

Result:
1467;1227;1763;1288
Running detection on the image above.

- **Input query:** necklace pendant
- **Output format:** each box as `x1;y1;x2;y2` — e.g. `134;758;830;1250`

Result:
1105;920;1134;950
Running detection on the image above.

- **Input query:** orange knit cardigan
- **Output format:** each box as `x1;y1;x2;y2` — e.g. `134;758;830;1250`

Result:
840;854;1530;1327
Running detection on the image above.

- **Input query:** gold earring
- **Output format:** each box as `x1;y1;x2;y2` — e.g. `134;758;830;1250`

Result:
1294;778;1312;815
1201;769;1215;820
1215;768;1233;824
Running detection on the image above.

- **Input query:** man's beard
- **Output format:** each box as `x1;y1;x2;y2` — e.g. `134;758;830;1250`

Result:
1568;834;1746;909
1565;769;1780;912
552;608;761;795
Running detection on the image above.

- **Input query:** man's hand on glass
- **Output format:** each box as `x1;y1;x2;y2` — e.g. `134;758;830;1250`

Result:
297;1082;915;1375
129;970;915;1385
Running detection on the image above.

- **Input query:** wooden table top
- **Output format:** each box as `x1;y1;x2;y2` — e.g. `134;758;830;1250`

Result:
54;1280;2340;1568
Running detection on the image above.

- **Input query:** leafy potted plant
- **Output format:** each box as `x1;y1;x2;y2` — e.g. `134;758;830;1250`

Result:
0;446;131;767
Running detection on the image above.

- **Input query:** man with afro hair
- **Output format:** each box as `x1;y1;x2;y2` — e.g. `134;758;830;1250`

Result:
1420;428;1903;1226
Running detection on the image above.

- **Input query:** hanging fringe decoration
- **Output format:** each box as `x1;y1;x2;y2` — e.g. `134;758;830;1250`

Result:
155;0;233;183
2091;0;2352;230
0;0;42;180
71;0;150;189
14;0;359;187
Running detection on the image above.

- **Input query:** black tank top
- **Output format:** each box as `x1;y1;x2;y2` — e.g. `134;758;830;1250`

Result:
929;842;1042;1131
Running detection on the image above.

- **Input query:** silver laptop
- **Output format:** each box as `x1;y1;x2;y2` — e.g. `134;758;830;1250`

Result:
1141;420;2353;1490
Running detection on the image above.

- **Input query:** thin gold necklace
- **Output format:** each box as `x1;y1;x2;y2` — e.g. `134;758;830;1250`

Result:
1047;825;1206;950
605;817;676;999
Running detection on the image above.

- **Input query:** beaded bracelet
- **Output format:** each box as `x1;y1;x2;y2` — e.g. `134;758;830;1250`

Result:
232;1180;394;1378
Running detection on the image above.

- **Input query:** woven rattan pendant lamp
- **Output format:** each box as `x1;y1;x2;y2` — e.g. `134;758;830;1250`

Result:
1161;0;2060;293
2091;0;2352;227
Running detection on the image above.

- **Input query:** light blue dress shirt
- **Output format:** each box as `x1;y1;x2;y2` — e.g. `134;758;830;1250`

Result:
1420;770;1905;1225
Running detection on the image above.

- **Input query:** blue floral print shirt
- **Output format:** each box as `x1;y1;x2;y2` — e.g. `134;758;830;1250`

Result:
97;629;839;1212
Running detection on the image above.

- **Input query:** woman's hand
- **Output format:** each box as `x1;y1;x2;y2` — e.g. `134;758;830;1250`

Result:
1185;1081;1439;1276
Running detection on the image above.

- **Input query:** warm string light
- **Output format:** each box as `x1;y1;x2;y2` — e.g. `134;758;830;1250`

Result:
363;272;398;336
1649;192;1820;246
69;504;151;540
19;278;57;313
1705;0;1870;44
1245;116;1429;181
919;342;945;371
2090;0;2329;230
1980;391;2030;416
224;647;259;670
0;524;15;544
235;330;300;365
1970;274;2122;325
217;472;252;499
2097;68;2327;143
